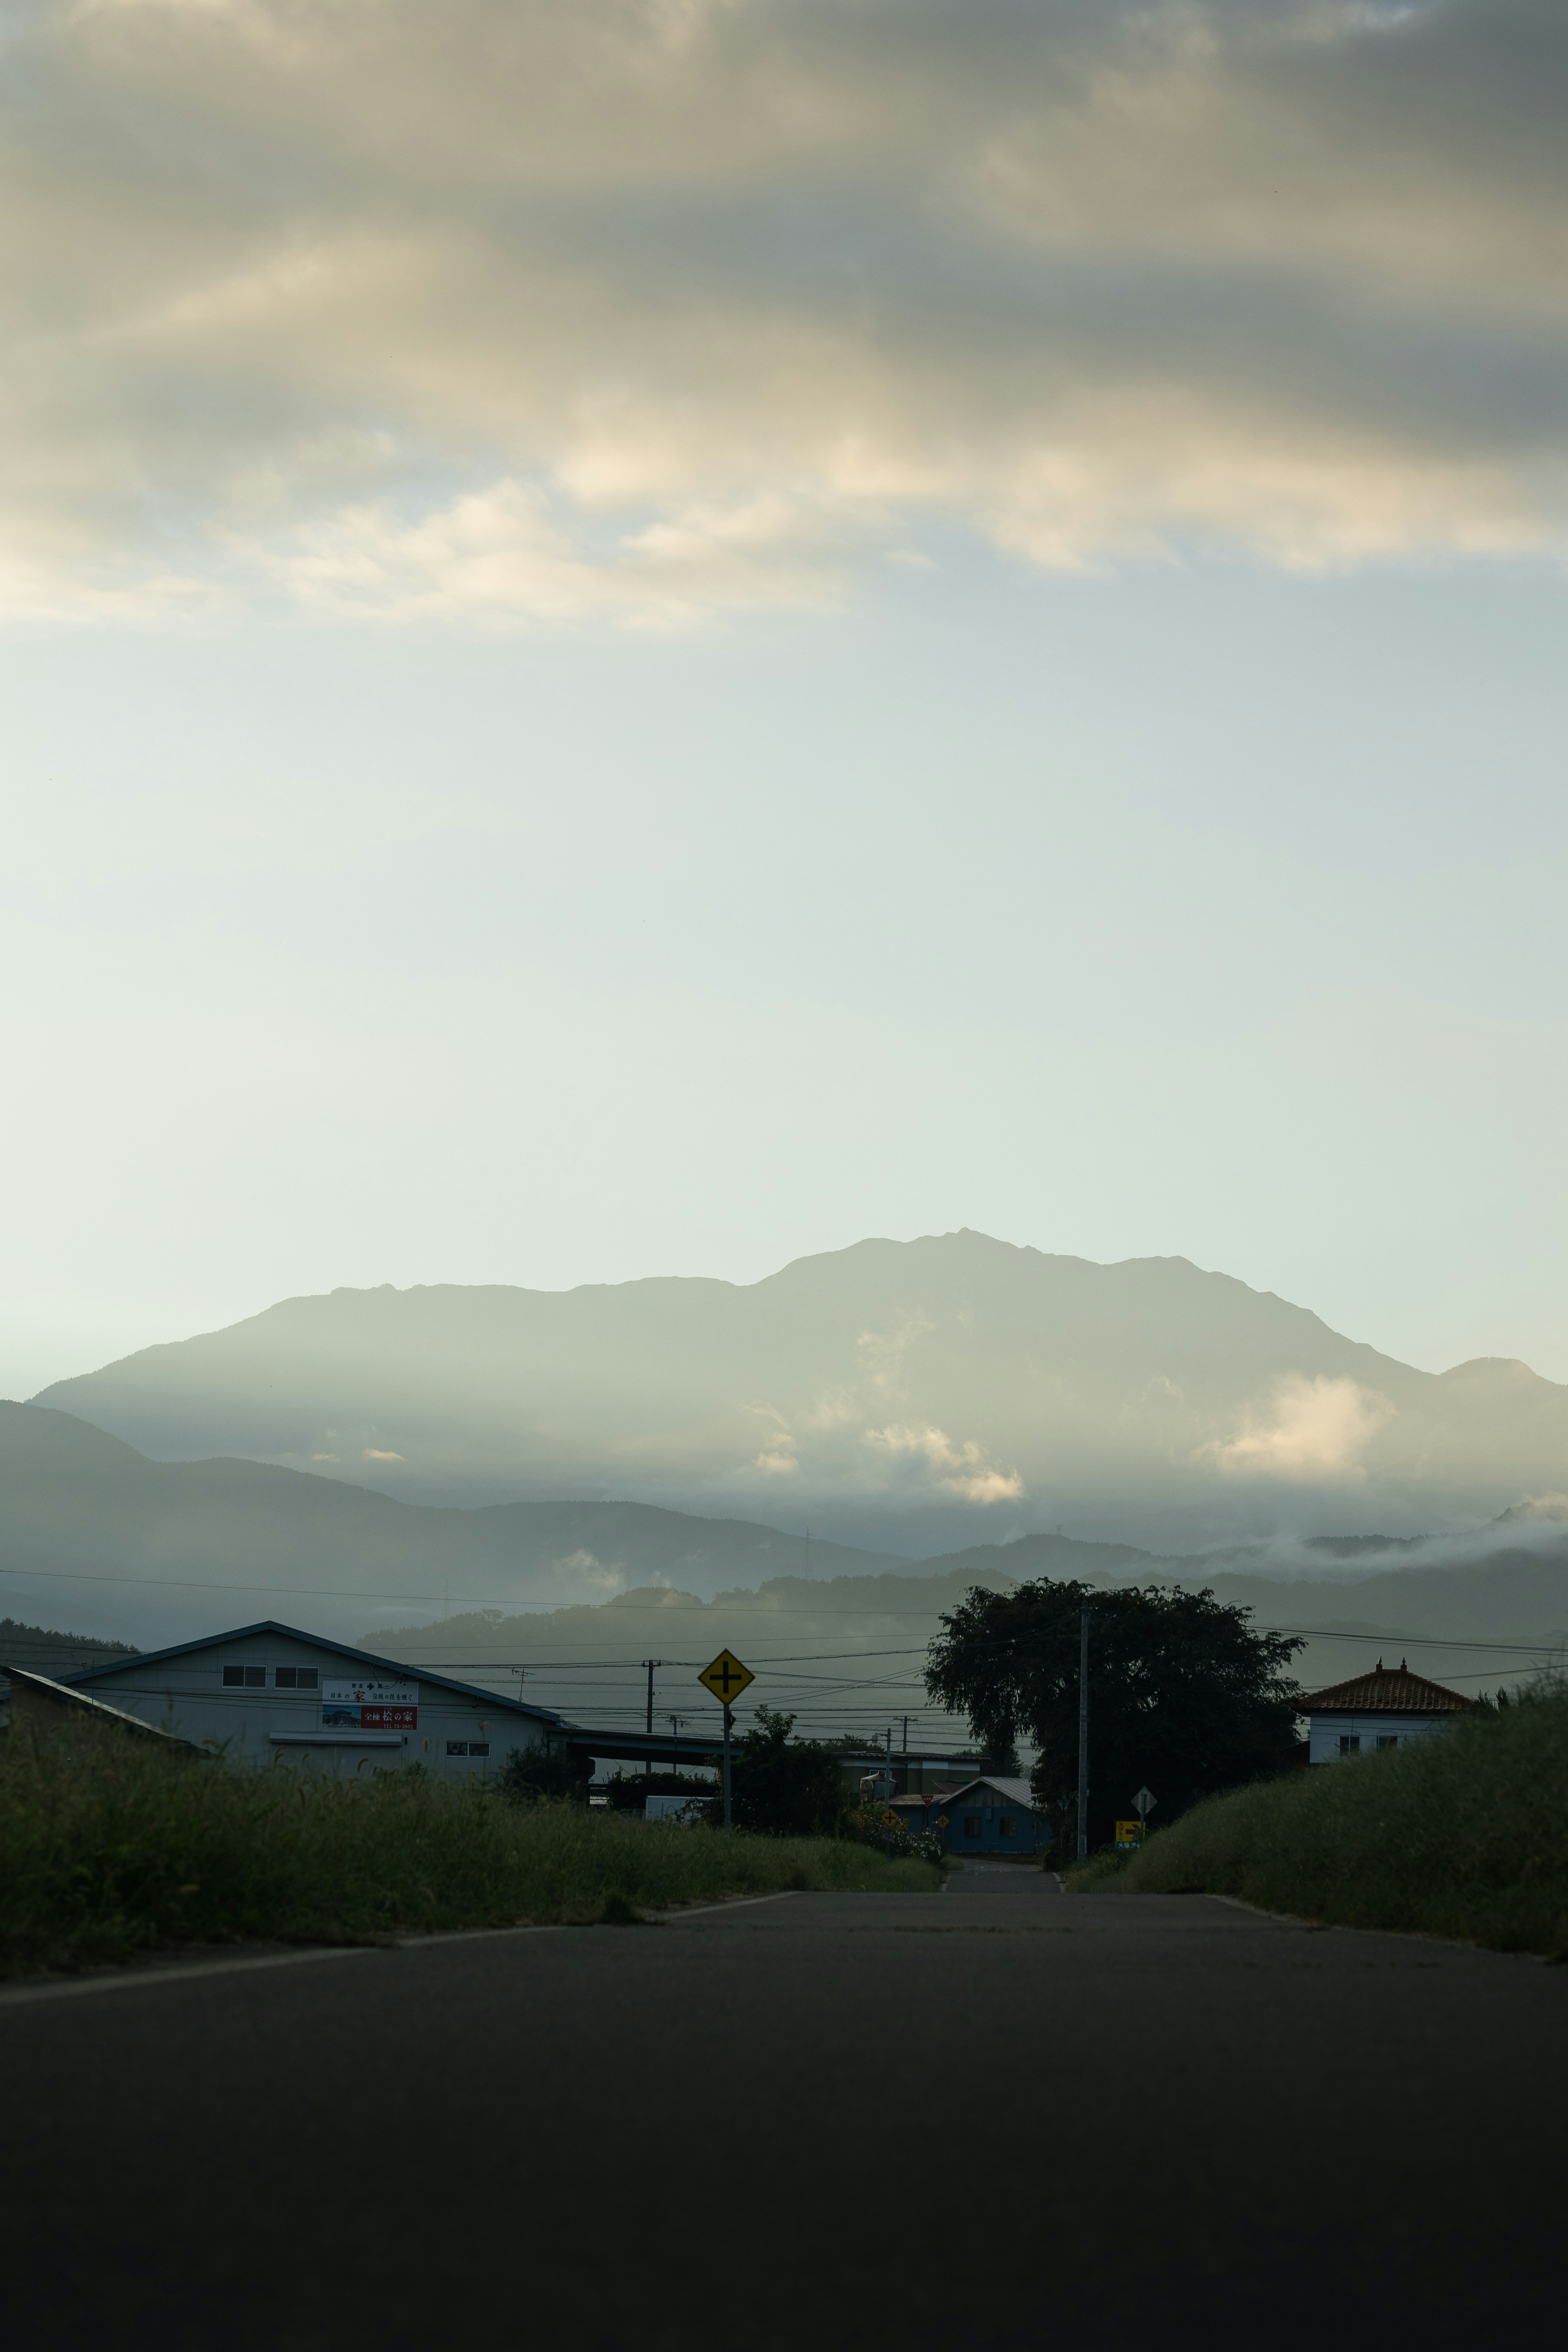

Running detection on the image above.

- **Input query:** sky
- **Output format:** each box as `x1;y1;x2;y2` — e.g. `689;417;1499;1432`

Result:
4;0;1568;1402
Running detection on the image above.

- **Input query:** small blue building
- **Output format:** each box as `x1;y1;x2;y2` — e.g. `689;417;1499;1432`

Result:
922;1776;1048;1857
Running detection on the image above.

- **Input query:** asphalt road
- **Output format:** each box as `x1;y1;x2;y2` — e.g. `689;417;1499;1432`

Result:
4;1869;1565;2350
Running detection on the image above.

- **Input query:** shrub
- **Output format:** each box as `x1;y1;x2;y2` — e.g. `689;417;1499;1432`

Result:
705;1707;851;1837
1065;1682;1568;1958
0;1719;941;1976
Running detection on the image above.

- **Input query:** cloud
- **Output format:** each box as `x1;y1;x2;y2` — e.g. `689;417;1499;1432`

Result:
1497;1491;1568;1523
1200;1374;1393;1482
5;2;1568;619
753;1432;799;1474
363;1447;405;1461
550;1547;629;1600
864;1422;1024;1504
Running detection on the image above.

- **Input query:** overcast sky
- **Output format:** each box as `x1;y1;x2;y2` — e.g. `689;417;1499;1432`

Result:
4;0;1568;1399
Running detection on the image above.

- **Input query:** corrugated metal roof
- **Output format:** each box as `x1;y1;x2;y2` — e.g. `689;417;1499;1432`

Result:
1;1664;205;1751
1298;1659;1474;1715
935;1777;1038;1810
63;1619;568;1724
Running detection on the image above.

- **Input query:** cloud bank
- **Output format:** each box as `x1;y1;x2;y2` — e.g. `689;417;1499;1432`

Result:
1201;1373;1394;1482
7;0;1568;620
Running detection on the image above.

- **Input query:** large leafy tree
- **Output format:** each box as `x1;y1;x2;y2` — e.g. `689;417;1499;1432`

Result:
924;1579;1304;1848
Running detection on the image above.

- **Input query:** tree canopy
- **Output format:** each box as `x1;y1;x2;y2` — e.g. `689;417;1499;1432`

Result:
711;1706;849;1837
924;1579;1305;1847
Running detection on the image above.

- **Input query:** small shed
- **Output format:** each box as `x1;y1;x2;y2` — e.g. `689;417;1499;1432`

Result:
925;1776;1047;1857
1298;1658;1474;1765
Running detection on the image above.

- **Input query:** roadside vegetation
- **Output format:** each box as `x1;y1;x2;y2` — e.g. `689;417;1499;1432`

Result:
0;1722;940;1978
1063;1682;1568;1958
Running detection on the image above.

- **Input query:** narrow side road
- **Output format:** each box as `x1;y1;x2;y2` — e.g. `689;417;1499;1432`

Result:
2;1877;1562;2350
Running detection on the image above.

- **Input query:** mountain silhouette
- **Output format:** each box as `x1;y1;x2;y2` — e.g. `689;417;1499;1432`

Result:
31;1231;1568;1547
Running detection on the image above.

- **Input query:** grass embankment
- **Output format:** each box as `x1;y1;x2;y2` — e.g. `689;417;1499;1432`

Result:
1065;1686;1568;1958
0;1725;939;1977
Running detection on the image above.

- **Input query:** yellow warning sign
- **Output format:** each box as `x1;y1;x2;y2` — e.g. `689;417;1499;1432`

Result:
697;1650;755;1707
1114;1821;1145;1849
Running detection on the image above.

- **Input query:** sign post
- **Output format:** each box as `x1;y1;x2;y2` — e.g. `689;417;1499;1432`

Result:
1133;1786;1156;1823
697;1650;755;1832
1076;1605;1091;1859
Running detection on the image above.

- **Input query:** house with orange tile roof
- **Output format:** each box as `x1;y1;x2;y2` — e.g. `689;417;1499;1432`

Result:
1298;1658;1474;1765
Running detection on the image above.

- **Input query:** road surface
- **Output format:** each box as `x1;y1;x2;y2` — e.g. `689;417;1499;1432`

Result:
3;1868;1564;2348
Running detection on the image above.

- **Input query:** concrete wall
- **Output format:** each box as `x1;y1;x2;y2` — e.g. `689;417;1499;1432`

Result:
71;1630;557;1777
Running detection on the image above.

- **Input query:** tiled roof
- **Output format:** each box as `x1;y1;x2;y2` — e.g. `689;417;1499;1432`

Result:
1298;1659;1474;1715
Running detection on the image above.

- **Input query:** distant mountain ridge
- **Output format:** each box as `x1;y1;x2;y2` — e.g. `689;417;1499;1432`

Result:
32;1232;1568;1548
0;1401;895;1650
3;1401;1565;1692
0;1617;137;1678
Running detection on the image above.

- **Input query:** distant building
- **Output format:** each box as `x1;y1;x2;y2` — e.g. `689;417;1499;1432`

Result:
62;1620;569;1776
1298;1659;1474;1765
905;1775;1048;1857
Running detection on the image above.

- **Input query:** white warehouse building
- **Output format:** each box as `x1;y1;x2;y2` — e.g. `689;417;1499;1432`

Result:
63;1621;568;1776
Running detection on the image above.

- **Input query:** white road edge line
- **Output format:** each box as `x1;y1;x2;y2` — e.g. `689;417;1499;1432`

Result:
656;1891;800;1920
0;1944;380;2011
1202;1891;1541;1956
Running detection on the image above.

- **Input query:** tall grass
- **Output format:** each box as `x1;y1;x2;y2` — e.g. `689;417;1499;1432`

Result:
1065;1686;1568;1957
0;1724;939;1976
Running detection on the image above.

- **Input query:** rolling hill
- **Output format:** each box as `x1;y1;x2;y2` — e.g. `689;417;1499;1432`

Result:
0;1401;894;1650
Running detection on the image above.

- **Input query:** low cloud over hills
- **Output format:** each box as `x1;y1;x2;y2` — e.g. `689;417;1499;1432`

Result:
0;1403;889;1652
3;1401;1564;1704
33;1233;1568;1550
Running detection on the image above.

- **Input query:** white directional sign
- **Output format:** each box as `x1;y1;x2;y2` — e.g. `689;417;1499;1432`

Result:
1132;1786;1156;1820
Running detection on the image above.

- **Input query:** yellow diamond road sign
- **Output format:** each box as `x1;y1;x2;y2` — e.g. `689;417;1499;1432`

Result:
698;1650;755;1706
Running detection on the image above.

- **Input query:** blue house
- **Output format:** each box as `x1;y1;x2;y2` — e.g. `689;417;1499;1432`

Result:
927;1776;1048;1857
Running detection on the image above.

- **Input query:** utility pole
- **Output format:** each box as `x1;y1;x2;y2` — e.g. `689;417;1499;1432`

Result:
642;1660;662;1784
804;1526;812;1581
1076;1605;1091;1860
722;1706;733;1829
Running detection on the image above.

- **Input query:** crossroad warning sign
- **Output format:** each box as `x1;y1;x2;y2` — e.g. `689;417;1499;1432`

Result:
698;1650;755;1706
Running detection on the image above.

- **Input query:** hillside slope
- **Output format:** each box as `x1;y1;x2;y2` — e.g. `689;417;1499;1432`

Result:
33;1232;1568;1543
0;1403;894;1648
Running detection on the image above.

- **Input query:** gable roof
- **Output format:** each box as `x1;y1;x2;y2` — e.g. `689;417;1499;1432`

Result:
931;1777;1038;1811
1298;1659;1473;1716
1;1662;205;1752
63;1621;568;1725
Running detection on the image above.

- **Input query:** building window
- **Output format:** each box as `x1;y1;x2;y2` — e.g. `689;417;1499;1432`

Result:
273;1667;319;1689
223;1664;266;1688
1376;1735;1398;1750
963;1815;982;1838
447;1741;469;1756
1338;1735;1361;1755
998;1816;1017;1838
